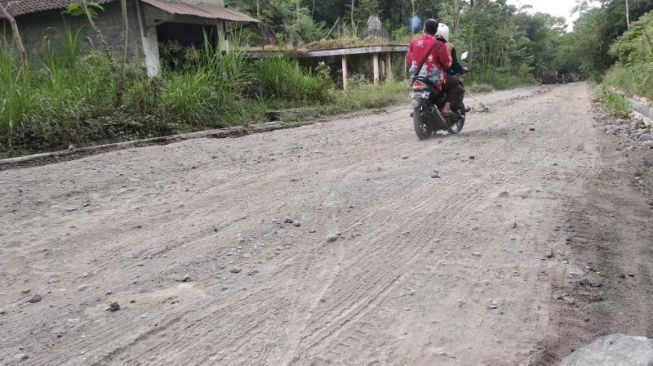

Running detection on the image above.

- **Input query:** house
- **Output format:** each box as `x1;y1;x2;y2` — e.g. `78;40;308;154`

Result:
0;0;258;76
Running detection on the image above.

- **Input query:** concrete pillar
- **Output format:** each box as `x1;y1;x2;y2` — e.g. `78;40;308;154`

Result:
385;53;393;81
341;55;348;90
137;2;160;77
372;53;379;85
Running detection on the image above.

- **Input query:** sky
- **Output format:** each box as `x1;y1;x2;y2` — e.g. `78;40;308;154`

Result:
508;0;580;29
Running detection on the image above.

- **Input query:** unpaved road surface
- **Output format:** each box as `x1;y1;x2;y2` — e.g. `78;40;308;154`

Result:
1;83;652;365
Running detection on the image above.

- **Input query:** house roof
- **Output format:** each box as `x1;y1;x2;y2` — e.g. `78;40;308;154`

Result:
0;0;114;17
0;0;258;23
141;0;259;23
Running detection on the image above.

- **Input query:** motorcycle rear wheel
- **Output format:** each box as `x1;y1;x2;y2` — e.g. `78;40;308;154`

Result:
413;105;433;140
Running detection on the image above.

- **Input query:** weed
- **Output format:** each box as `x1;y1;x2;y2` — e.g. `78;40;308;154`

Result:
599;87;630;118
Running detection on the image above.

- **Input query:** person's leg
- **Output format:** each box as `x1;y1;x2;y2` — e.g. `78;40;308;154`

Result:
443;76;461;114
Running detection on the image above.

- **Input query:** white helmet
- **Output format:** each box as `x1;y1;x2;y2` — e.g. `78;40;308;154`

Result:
436;23;450;42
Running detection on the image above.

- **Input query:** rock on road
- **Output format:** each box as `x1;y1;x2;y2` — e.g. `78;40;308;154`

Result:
1;83;651;365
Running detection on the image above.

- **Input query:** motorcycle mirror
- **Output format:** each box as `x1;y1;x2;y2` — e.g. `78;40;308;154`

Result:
460;51;469;61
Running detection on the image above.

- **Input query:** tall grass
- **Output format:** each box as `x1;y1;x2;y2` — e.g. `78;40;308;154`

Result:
603;63;653;100
251;58;335;107
0;29;115;151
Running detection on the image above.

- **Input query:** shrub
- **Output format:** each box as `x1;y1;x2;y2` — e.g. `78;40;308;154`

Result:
252;58;335;106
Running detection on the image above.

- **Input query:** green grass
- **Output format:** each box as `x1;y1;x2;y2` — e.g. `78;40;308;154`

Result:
599;87;630;118
603;63;653;100
276;80;408;122
467;69;536;91
251;58;335;106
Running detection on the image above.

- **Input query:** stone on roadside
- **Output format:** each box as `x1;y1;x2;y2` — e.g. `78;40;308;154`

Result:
326;234;339;243
27;294;41;304
181;274;192;282
107;302;120;312
499;191;509;198
15;353;29;361
560;334;653;366
284;218;294;224
230;268;241;274
638;133;653;142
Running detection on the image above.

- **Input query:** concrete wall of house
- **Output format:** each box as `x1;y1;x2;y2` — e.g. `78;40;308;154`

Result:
15;1;144;67
1;19;9;44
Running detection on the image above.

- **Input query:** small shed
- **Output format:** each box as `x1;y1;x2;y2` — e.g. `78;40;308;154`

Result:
0;0;258;76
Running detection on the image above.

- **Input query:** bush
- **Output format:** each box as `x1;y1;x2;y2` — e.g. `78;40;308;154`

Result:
604;12;653;100
252;58;335;106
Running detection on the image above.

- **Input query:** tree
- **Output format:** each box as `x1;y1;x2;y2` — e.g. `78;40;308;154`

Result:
0;3;27;70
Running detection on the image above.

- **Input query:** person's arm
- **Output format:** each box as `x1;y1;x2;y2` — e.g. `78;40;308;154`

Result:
450;47;464;74
437;42;452;70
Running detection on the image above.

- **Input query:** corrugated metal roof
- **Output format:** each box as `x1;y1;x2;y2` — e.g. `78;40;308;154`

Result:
0;0;258;22
141;0;259;22
0;0;114;17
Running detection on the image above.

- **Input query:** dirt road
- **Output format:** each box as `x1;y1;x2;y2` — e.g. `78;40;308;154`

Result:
1;83;651;365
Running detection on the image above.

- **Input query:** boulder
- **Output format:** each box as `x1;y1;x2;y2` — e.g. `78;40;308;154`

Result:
560;334;653;366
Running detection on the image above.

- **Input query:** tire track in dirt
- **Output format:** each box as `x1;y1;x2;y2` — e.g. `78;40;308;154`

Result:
6;84;646;366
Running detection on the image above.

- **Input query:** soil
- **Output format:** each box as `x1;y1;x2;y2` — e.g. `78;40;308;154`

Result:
0;83;651;365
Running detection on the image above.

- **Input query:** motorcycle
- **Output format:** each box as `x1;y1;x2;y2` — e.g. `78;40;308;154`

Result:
410;51;469;140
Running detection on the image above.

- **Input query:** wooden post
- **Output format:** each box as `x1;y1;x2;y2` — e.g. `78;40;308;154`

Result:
385;53;392;82
372;53;379;85
403;52;408;79
341;55;348;90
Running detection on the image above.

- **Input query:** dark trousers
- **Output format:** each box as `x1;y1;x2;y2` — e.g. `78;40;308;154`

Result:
443;76;464;106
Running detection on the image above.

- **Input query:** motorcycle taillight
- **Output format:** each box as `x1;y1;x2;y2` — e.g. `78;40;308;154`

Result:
412;81;427;90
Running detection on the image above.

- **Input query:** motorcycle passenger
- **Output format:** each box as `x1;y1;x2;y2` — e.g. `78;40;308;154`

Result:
435;23;465;117
407;19;453;112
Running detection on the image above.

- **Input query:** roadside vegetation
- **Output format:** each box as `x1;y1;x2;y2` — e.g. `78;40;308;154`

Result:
0;33;411;155
603;12;653;101
2;0;651;155
599;88;631;118
554;0;652;115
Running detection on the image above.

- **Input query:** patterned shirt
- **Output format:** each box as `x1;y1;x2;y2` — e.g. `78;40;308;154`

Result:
407;34;452;89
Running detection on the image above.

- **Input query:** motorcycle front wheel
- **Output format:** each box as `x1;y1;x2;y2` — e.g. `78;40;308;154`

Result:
448;105;466;134
413;104;433;140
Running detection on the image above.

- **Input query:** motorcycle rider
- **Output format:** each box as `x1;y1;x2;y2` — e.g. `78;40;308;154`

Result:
435;23;466;117
407;18;453;112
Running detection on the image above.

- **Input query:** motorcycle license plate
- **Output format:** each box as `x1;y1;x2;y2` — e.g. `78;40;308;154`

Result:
410;91;430;99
